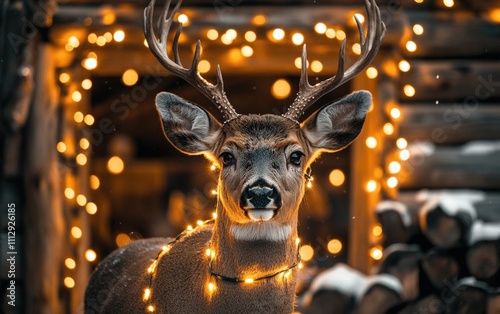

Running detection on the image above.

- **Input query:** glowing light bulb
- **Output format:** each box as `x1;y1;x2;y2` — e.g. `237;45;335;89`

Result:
299;245;314;262
406;41;417;52
107;156;124;174
88;33;97;44
314;22;327;34
65;258;76;269
122;69;139;86
59;73;70;83
57;142;67;153
413;24;424;35
197;220;204;226
143;288;151;301
366;67;378;79
178;13;189;24
272;28;285;41
76;194;87;206
83;57;97;70
388;161;401;174
207;29;218;40
65;188;75;199
74;112;84;123
241;45;253;57
390;107;401;119
352;43;361;55
398;60;411;72
226;29;237;40
329;169;345;187
396;138;408;149
84;114;95;126
81;79;92;90
72;91;82;102
336;30;346;41
292;33;304;45
311;60;323;73
326;28;336;39
198;60;211;73
373;225;383;237
90;175;100;190
366;180;378;193
400;149;411;161
85;249;97;262
113;30;125;42
64;277;75;288
71;226;82;239
383;123;395;135
76;153;87;166
244;278;254;284
147;305;155;312
245;31;257;42
404;84;416;97
86;202;97;215
271;79;291;99
366;137;377;149
443;0;454;8
387;177;398;188
327;239;342;254
370;247;383;260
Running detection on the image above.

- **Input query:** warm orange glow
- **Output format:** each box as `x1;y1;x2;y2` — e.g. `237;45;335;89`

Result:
122;69;139;86
65;258;76;269
366;137;377;149
295;57;308;69
336;30;346;41
365;180;378;193
272;28;285;41
226;29;237;40
443;0;454;8
86;202;98;215
398;60;411;72
370;247;383;260
326;28;336;39
354;13;365;24
329;169;345;187
88;33;97;44
327;239;342;254
388;161;401;174
107;156;125;174
390;108;401;119
74;111;84;123
83;57;97;70
177;13;189;25
366;67;378;79
71;226;82;239
244;31;257;42
244;278;254;284
90;175;100;190
314;22;327;34
383;123;395;135
84;114;95;126
387;177;398;188
59;73;70;83
406;41;417;52
241;45;253;57
207;29;218;40
72;91;82;102
147;305;155;312
80;138;90;150
113;30;125;42
311;60;323;73
81;79;92;90
373;225;383;237
292;33;304;45
143;288;152;301
57;142;67;153
404;84;416;97
116;233;131;247
76;153;87;166
352;43;361;55
85;249;97;262
198;60;211;73
487;9;500;23
220;34;233;45
252;14;266;26
413;24;424;35
64;277;75;288
400;149;411;161
414;0;424;3
76;194;87;206
271;79;291;99
396;138;408;149
299;245;314;262
65;188;75;199
96;36;106;47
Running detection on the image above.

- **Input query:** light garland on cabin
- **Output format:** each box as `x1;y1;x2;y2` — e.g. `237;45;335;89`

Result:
142;218;303;312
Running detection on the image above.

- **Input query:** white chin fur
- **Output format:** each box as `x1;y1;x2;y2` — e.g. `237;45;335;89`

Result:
247;210;275;222
231;222;292;241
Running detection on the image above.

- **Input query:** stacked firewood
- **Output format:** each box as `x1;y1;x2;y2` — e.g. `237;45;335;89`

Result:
299;190;500;313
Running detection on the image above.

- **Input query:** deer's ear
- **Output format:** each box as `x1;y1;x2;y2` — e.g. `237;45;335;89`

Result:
302;91;372;152
155;92;222;155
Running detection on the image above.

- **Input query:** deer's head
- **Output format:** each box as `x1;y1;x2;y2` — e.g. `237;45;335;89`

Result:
145;0;385;241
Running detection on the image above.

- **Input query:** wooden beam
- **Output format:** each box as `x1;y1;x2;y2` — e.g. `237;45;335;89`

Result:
398;143;500;190
398;104;500;144
399;60;500;102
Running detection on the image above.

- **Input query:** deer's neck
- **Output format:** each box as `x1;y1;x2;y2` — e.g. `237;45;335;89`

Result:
209;214;299;280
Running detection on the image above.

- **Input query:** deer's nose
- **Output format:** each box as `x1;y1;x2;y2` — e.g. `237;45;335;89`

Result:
240;179;281;210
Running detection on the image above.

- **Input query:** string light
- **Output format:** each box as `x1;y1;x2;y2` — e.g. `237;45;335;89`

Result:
80;138;90;150
387;177;398;188
96;36;106;46
352;43;361;55
383;123;395;135
443;0;454;8
366;136;377;149
404;84;416;97
390;108;401;119
252;14;266;26
400;149;411;161
413;24;424;35
84;114;95;126
272;28;285;41
57;142;67;153
212;212;217;219
329;169;345;187
211;189;217;196
107;156;125;174
370;247;383;260
327;239;342;254
241;45;253;57
85;249;97;262
68;36;79;48
86;202;98;215
244;31;257;42
398;60;411;72
72;91;82;102
82;79;92;90
396;138;408;149
103;32;113;42
64;277;75;288
220;34;233;45
336;30;346;41
325;28;336;39
292;33;304;45
372;225;383;237
59;73;70;83
207;29;218;40
406;41;417;52
65;258;76;269
113;30;125;42
83;57;97;70
311;60;323;73
388;161;401;174
314;22;327;34
76;153;87;166
88;33;97;44
294;57;308;69
71;226;83;239
65;188;75;199
90;175;100;190
76;194;87;206
198;60;211;73
271;79;291;99
366;180;378;193
366;67;378;79
177;13;189;25
122;69;139;86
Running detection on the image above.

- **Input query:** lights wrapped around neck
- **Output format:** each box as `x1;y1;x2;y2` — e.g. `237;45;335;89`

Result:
142;218;303;312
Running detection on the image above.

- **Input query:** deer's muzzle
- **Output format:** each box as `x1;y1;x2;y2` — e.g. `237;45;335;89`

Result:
240;179;282;221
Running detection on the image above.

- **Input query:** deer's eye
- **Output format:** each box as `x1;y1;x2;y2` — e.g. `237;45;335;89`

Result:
219;152;235;166
289;151;304;166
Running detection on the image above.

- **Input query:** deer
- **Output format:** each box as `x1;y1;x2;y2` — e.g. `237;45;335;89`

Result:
84;0;385;312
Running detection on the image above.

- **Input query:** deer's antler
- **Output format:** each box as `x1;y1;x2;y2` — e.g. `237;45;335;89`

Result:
144;0;239;122
283;0;386;121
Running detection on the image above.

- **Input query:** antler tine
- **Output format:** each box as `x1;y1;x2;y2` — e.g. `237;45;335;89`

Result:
284;0;386;121
144;0;239;122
